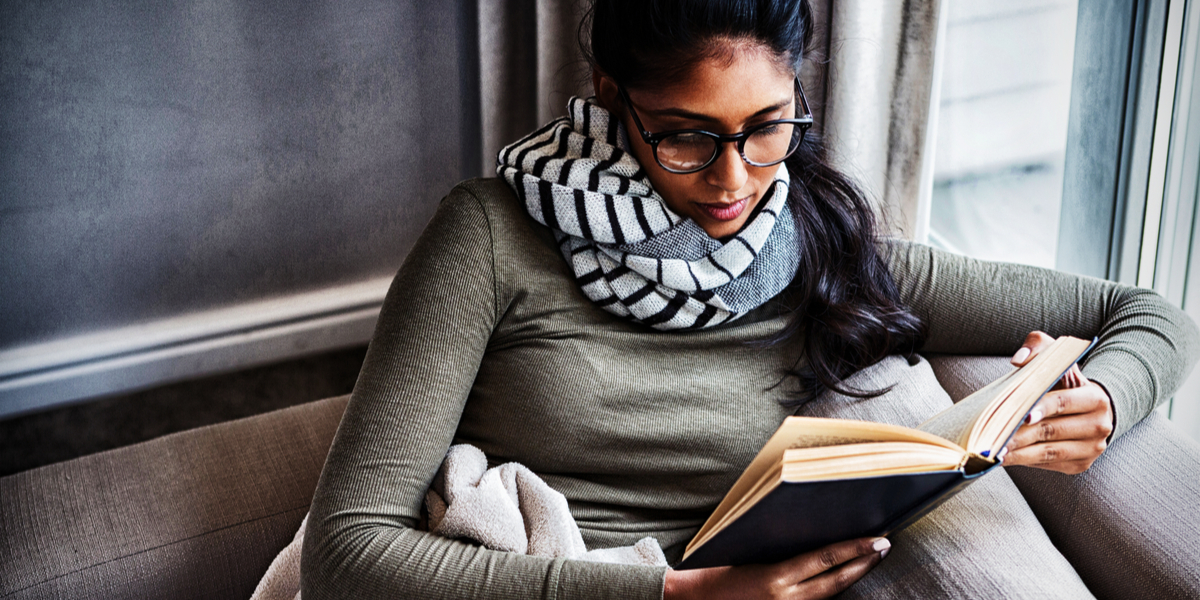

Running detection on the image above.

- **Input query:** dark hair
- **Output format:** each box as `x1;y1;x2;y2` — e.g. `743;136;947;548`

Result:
586;0;810;89
582;0;927;405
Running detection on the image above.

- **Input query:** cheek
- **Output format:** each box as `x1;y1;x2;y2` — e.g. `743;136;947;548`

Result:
748;166;780;194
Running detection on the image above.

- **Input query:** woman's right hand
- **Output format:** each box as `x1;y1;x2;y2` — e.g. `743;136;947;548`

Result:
663;537;890;600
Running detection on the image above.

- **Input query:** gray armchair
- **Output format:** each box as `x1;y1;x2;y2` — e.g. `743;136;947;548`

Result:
2;356;1198;599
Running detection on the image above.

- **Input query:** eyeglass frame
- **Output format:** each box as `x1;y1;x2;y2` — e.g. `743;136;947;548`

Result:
616;77;814;175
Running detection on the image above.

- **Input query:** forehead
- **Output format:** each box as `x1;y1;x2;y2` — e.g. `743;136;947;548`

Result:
627;45;796;119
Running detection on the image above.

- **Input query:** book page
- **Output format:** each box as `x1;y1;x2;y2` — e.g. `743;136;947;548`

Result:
781;418;965;451
972;336;1094;456
783;441;960;462
787;433;884;448
781;442;966;481
917;368;1020;448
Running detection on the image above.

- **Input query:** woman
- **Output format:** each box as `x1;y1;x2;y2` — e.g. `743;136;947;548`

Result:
301;1;1198;598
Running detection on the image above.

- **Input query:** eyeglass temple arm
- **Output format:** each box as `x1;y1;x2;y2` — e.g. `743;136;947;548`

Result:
795;77;813;122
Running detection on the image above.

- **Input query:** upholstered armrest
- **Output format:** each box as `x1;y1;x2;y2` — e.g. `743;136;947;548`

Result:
0;394;349;600
5;357;1199;599
926;355;1200;600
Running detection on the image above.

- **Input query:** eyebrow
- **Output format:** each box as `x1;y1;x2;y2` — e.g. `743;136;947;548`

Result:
643;97;793;124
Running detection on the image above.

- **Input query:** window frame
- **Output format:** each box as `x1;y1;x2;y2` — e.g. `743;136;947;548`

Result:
1056;0;1175;284
1056;0;1197;433
1153;0;1200;435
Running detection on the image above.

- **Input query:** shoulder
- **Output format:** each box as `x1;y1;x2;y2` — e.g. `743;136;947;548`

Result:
443;178;534;233
434;176;572;292
435;178;554;249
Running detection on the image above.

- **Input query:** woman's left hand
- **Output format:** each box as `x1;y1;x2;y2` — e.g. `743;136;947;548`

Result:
1001;331;1114;474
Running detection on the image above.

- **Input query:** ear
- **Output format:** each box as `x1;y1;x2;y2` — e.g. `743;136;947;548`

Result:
592;70;620;113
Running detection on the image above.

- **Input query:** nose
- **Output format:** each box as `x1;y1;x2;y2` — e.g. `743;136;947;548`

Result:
704;141;748;194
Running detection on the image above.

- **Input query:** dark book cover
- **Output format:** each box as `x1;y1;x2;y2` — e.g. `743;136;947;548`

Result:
675;464;997;570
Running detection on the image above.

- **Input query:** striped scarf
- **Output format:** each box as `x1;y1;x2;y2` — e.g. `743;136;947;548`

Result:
496;96;800;330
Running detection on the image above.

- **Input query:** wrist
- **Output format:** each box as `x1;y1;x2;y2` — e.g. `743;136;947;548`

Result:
663;568;705;600
663;569;684;600
1091;379;1117;443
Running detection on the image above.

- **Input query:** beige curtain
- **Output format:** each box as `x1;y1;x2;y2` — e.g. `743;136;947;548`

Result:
824;0;944;240
478;0;591;175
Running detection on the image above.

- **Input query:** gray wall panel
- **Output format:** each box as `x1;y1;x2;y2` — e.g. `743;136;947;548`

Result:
0;0;476;349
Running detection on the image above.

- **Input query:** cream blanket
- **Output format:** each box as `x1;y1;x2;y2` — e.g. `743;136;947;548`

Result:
250;444;667;600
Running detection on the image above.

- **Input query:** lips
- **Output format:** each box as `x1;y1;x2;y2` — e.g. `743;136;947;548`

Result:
698;198;749;222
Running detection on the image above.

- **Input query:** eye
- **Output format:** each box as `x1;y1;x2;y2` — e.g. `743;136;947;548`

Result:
669;132;711;146
754;124;782;136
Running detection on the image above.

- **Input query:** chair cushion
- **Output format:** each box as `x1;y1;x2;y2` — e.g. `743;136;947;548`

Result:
0;394;349;600
926;353;1200;599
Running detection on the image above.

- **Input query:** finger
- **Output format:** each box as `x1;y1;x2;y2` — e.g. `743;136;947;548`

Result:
793;553;882;599
1007;414;1114;449
1023;385;1109;428
1004;453;1098;474
784;537;890;582
1002;439;1108;469
1034;386;1112;420
1052;364;1085;390
1012;331;1055;366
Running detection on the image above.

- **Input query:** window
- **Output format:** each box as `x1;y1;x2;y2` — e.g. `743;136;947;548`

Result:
929;0;1079;269
927;0;1200;441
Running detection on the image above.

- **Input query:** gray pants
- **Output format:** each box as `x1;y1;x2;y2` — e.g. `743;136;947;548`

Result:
796;355;1200;600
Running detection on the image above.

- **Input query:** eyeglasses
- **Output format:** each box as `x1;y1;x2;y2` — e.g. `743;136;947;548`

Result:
617;78;813;174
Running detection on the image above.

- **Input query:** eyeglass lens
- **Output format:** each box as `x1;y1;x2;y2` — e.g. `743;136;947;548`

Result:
656;123;804;173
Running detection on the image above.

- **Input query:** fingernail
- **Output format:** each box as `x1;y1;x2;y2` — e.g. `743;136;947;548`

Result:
880;547;890;559
1012;347;1031;364
998;447;1009;461
1025;408;1043;425
872;538;891;553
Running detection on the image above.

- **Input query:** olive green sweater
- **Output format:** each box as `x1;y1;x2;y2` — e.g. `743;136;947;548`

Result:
301;178;1199;600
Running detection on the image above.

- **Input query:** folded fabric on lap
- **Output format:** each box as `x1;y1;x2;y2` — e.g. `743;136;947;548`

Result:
251;444;666;600
425;444;667;565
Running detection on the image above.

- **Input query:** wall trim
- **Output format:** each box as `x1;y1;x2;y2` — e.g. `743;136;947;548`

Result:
0;277;393;419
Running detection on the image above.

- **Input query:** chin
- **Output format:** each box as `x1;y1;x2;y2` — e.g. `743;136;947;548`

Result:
700;219;747;239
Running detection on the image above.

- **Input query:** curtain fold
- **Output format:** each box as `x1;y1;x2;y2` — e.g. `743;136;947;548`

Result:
478;0;589;176
824;0;943;240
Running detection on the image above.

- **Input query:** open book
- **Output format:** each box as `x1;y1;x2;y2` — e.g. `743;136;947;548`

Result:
676;335;1095;570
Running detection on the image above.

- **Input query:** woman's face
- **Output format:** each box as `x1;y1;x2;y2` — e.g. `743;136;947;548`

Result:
595;44;797;239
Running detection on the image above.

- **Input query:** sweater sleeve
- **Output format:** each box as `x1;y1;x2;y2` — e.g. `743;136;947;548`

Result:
887;240;1200;440
300;184;667;600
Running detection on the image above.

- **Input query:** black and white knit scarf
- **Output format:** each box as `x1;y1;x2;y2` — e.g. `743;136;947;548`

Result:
497;96;800;330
